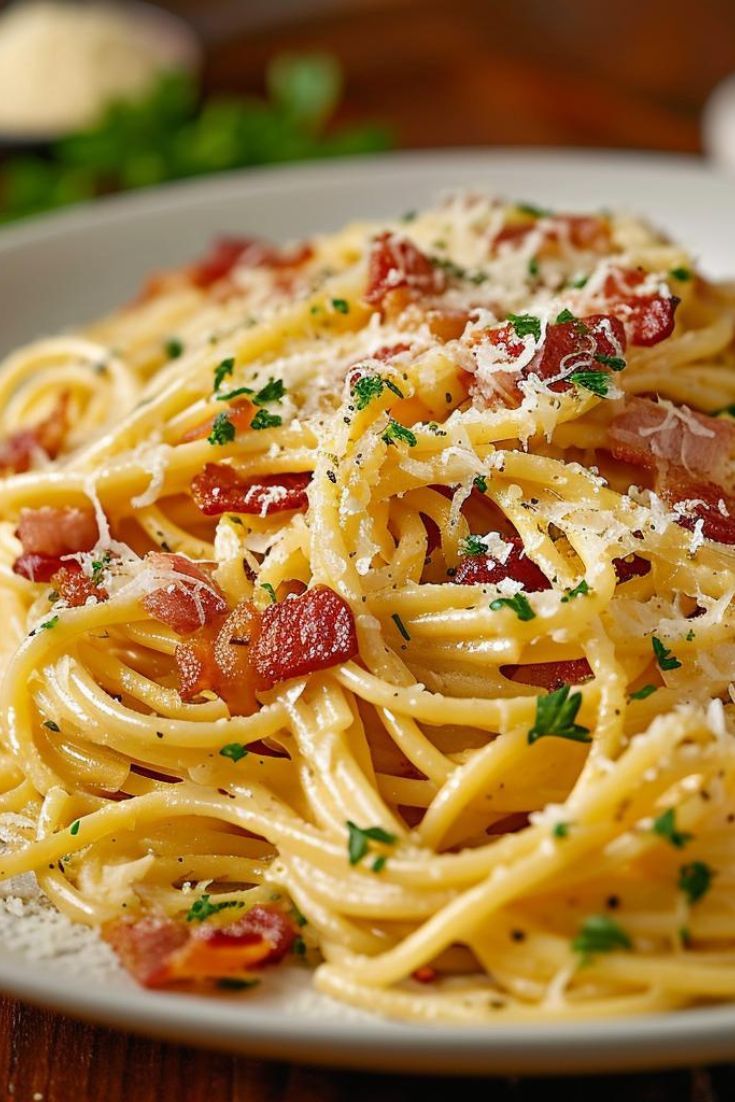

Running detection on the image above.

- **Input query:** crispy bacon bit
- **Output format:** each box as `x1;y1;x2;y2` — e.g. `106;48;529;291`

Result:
104;904;295;988
493;214;610;255
412;966;438;984
251;585;358;688
659;471;735;546
16;506;98;558
604;269;678;347
142;553;228;634
13;552;65;583
181;398;254;445
189;237;313;289
531;314;627;392
454;536;550;592
176;600;261;714
613;554;651;584
365;232;446;309
51;563;108;607
503;658;593;692
191;464;310;518
0;394;69;475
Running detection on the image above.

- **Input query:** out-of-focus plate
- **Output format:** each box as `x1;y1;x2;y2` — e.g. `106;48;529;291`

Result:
0;150;734;1074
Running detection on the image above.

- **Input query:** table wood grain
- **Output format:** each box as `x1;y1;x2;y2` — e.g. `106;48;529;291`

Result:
3;0;735;1097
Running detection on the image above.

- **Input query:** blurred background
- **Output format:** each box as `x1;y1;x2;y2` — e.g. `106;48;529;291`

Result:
0;0;734;223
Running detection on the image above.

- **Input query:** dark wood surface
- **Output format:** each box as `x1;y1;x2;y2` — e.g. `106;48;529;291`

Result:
4;0;735;1097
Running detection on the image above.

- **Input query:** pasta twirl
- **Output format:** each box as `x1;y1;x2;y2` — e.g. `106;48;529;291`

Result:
0;199;735;1020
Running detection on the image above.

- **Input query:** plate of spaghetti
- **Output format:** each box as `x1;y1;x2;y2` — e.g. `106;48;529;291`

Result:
0;151;734;1074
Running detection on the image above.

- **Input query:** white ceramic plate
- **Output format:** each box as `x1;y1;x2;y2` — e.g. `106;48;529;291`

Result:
1;150;735;1075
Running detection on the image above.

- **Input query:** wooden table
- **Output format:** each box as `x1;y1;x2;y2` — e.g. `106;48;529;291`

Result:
4;0;735;1096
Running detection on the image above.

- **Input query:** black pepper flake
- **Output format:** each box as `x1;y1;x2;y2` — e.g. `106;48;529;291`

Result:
327;470;337;484
606;894;620;909
510;929;526;942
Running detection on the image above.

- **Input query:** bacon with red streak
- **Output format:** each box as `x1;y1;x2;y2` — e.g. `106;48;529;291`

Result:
142;553;228;634
251;585;358;688
604;268;679;347
493;214;610;255
16;506;98;558
364;232;446;309
613;555;651;584
189;237;313;289
51;563;108;607
104;905;295;988
454;536;550;592
502;659;593;692
0;394;69;474
191;464;310;517
176;600;261;714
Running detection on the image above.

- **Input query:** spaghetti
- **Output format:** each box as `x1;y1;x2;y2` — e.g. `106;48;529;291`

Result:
0;195;735;1021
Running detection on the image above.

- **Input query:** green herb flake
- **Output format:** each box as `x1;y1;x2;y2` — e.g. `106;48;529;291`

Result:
290;905;308;927
528;683;591;745
652;807;693;849
164;337;184;359
186;893;244;923
70;820;80;836
43;719;61;732
594;353;627;372
372;855;387;873
561;579;589;603
528;256;539;277
353;374;404;410
216;385;254;403
391;613;411;641
507;312;541;342
686;628;696;642
459;534;488;557
670;267;692;282
490;594;535;622
346;821;397;866
516;202;551;218
40;616;59;631
213;357;235;391
253;378;286;406
207;412;236;446
570;371;610;398
331;298;350;314
629;684;658;701
217;977;260;991
260;582;277;604
652;635;682;671
555;308;577;324
678;860;713;904
219;743;249;763
382;420;417;448
473;475;488;494
552;822;570;839
291;935;307;956
90;552;112;583
250;408;282;431
572;915;632;961
569;273;589;289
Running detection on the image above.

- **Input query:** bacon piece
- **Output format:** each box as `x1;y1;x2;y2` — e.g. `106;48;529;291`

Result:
104;905;294;988
608;398;734;484
142;553;228;634
12;552;65;583
189;237;313;289
503;658;593;692
365;232;446;309
658;471;735;546
493;214;610;255
176;600;261;714
51;563;108;607
613;554;651;584
251;585;358;688
0;394;69;475
16;506;98;558
181;398;255;445
604;268;678;347
454;536;550;592
530;314;627;391
412;966;438;984
191;464;310;518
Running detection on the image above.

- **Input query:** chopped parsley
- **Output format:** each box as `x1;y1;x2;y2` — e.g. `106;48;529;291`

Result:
516;202;551;218
186;893;244;923
391;613;411;641
253;378;286;406
219;743;249;763
473;474;488;494
164;337;184;359
40;616;59;631
207;412;235;446
260;582;277;604
561;579;589;603
670;267;692;282
459;534;488;557
686;628;696;642
568;273;589;289
216;385;254;403
528;683;591;745
382;420;417;448
552;822;570;839
652;635;681;671
290;905;308;927
346;821;397;866
250;408;282;431
352;375;404;410
570;370;610;398
213;357;235;391
490;594;535;622
528;256;539;277
70;820;80;836
292;935;307;956
555;308;577;324
678;861;713;904
507;312;541;342
572;915;632;961
629;684;657;701
594;353;626;372
331;298;350;314
652;807;692;849
43;719;61;732
372;855;387;873
90;552;112;583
